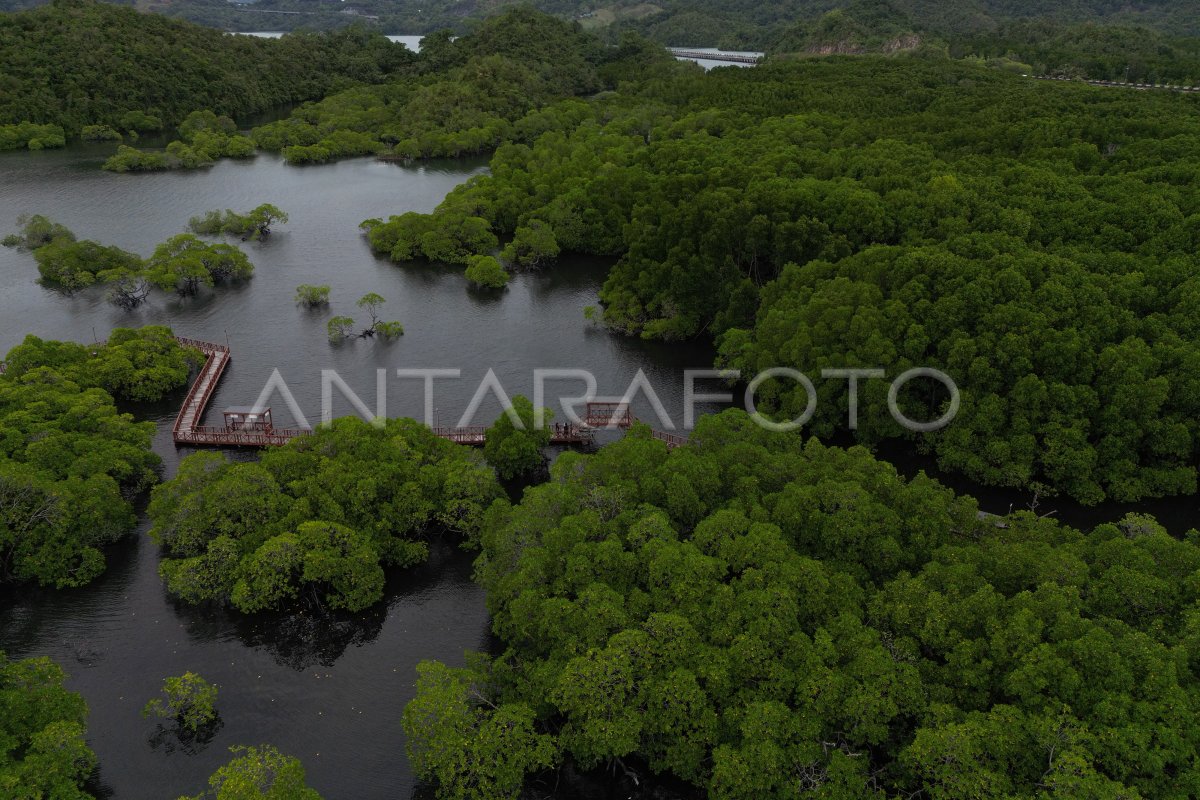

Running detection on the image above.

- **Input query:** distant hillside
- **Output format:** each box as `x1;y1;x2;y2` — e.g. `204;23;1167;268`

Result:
0;0;414;132
3;0;1199;86
5;0;1200;39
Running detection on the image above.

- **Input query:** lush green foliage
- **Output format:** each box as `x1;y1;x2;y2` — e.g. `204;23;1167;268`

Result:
102;144;170;173
326;316;356;342
190;204;289;240
409;409;1200;798
251;10;679;164
464;255;510;289
483;396;551;480
294;284;331;307
356;54;1200;503
0;213;72;250
403;659;557;800
148;417;502;612
32;237;143;293
5;217;256;305
143;672;219;732
181;745;322;800
324;294;403;339
0;120;64;151
0;653;95;799
106;111;261;172
499;220;559;269
80;123;121;142
145;234;254;296
3;327;201;403
362;212;500;266
0;0;415;134
0;330;180;587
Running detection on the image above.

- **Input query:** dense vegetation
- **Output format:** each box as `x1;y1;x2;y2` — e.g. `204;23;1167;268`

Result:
0;328;194;588
102;110;258;172
3;216;257;305
189;203;289;240
57;0;1200;45
0;652;96;798
0;0;414;136
248;10;678;163
147;417;502;612
345;47;1200;505
7;5;1200;797
406;409;1200;799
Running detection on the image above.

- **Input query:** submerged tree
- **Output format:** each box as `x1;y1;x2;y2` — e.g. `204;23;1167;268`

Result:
464;255;510;289
34;238;143;293
190;204;289;240
326;315;355;341
354;293;404;338
295;284;331;307
143;672;219;732
2;213;74;250
145;234;253;295
182;745;322;800
104;268;153;309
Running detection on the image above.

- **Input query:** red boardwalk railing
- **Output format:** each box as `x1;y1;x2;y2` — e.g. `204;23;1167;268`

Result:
651;429;688;449
431;423;595;447
171;338;310;448
583;401;633;429
433;426;487;445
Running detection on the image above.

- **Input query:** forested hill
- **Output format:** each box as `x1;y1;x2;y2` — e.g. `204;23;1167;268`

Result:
6;0;1200;39
615;0;1200;44
761;0;1200;84
0;0;415;133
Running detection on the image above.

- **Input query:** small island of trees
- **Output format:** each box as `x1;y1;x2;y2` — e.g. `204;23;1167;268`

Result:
4;215;259;307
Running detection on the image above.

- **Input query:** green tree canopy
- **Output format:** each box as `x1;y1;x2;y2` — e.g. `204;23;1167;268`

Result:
483;395;551;480
149;417;503;612
0;653;95;799
407;409;1200;799
181;745;322;800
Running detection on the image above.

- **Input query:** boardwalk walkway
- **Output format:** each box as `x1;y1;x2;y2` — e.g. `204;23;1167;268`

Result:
162;337;686;449
171;338;309;447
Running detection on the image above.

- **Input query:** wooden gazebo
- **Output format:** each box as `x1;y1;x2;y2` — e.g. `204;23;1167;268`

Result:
222;406;274;432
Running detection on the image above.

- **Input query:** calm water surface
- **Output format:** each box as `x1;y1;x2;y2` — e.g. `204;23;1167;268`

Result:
0;145;723;799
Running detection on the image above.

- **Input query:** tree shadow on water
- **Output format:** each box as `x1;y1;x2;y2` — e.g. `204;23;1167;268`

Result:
166;540;476;671
147;716;224;756
232;606;388;671
171;600;389;672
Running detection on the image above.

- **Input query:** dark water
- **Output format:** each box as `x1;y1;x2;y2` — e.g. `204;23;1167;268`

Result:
0;145;724;799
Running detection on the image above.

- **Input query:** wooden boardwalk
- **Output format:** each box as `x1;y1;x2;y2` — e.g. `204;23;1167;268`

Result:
161;337;684;447
171;338;309;447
